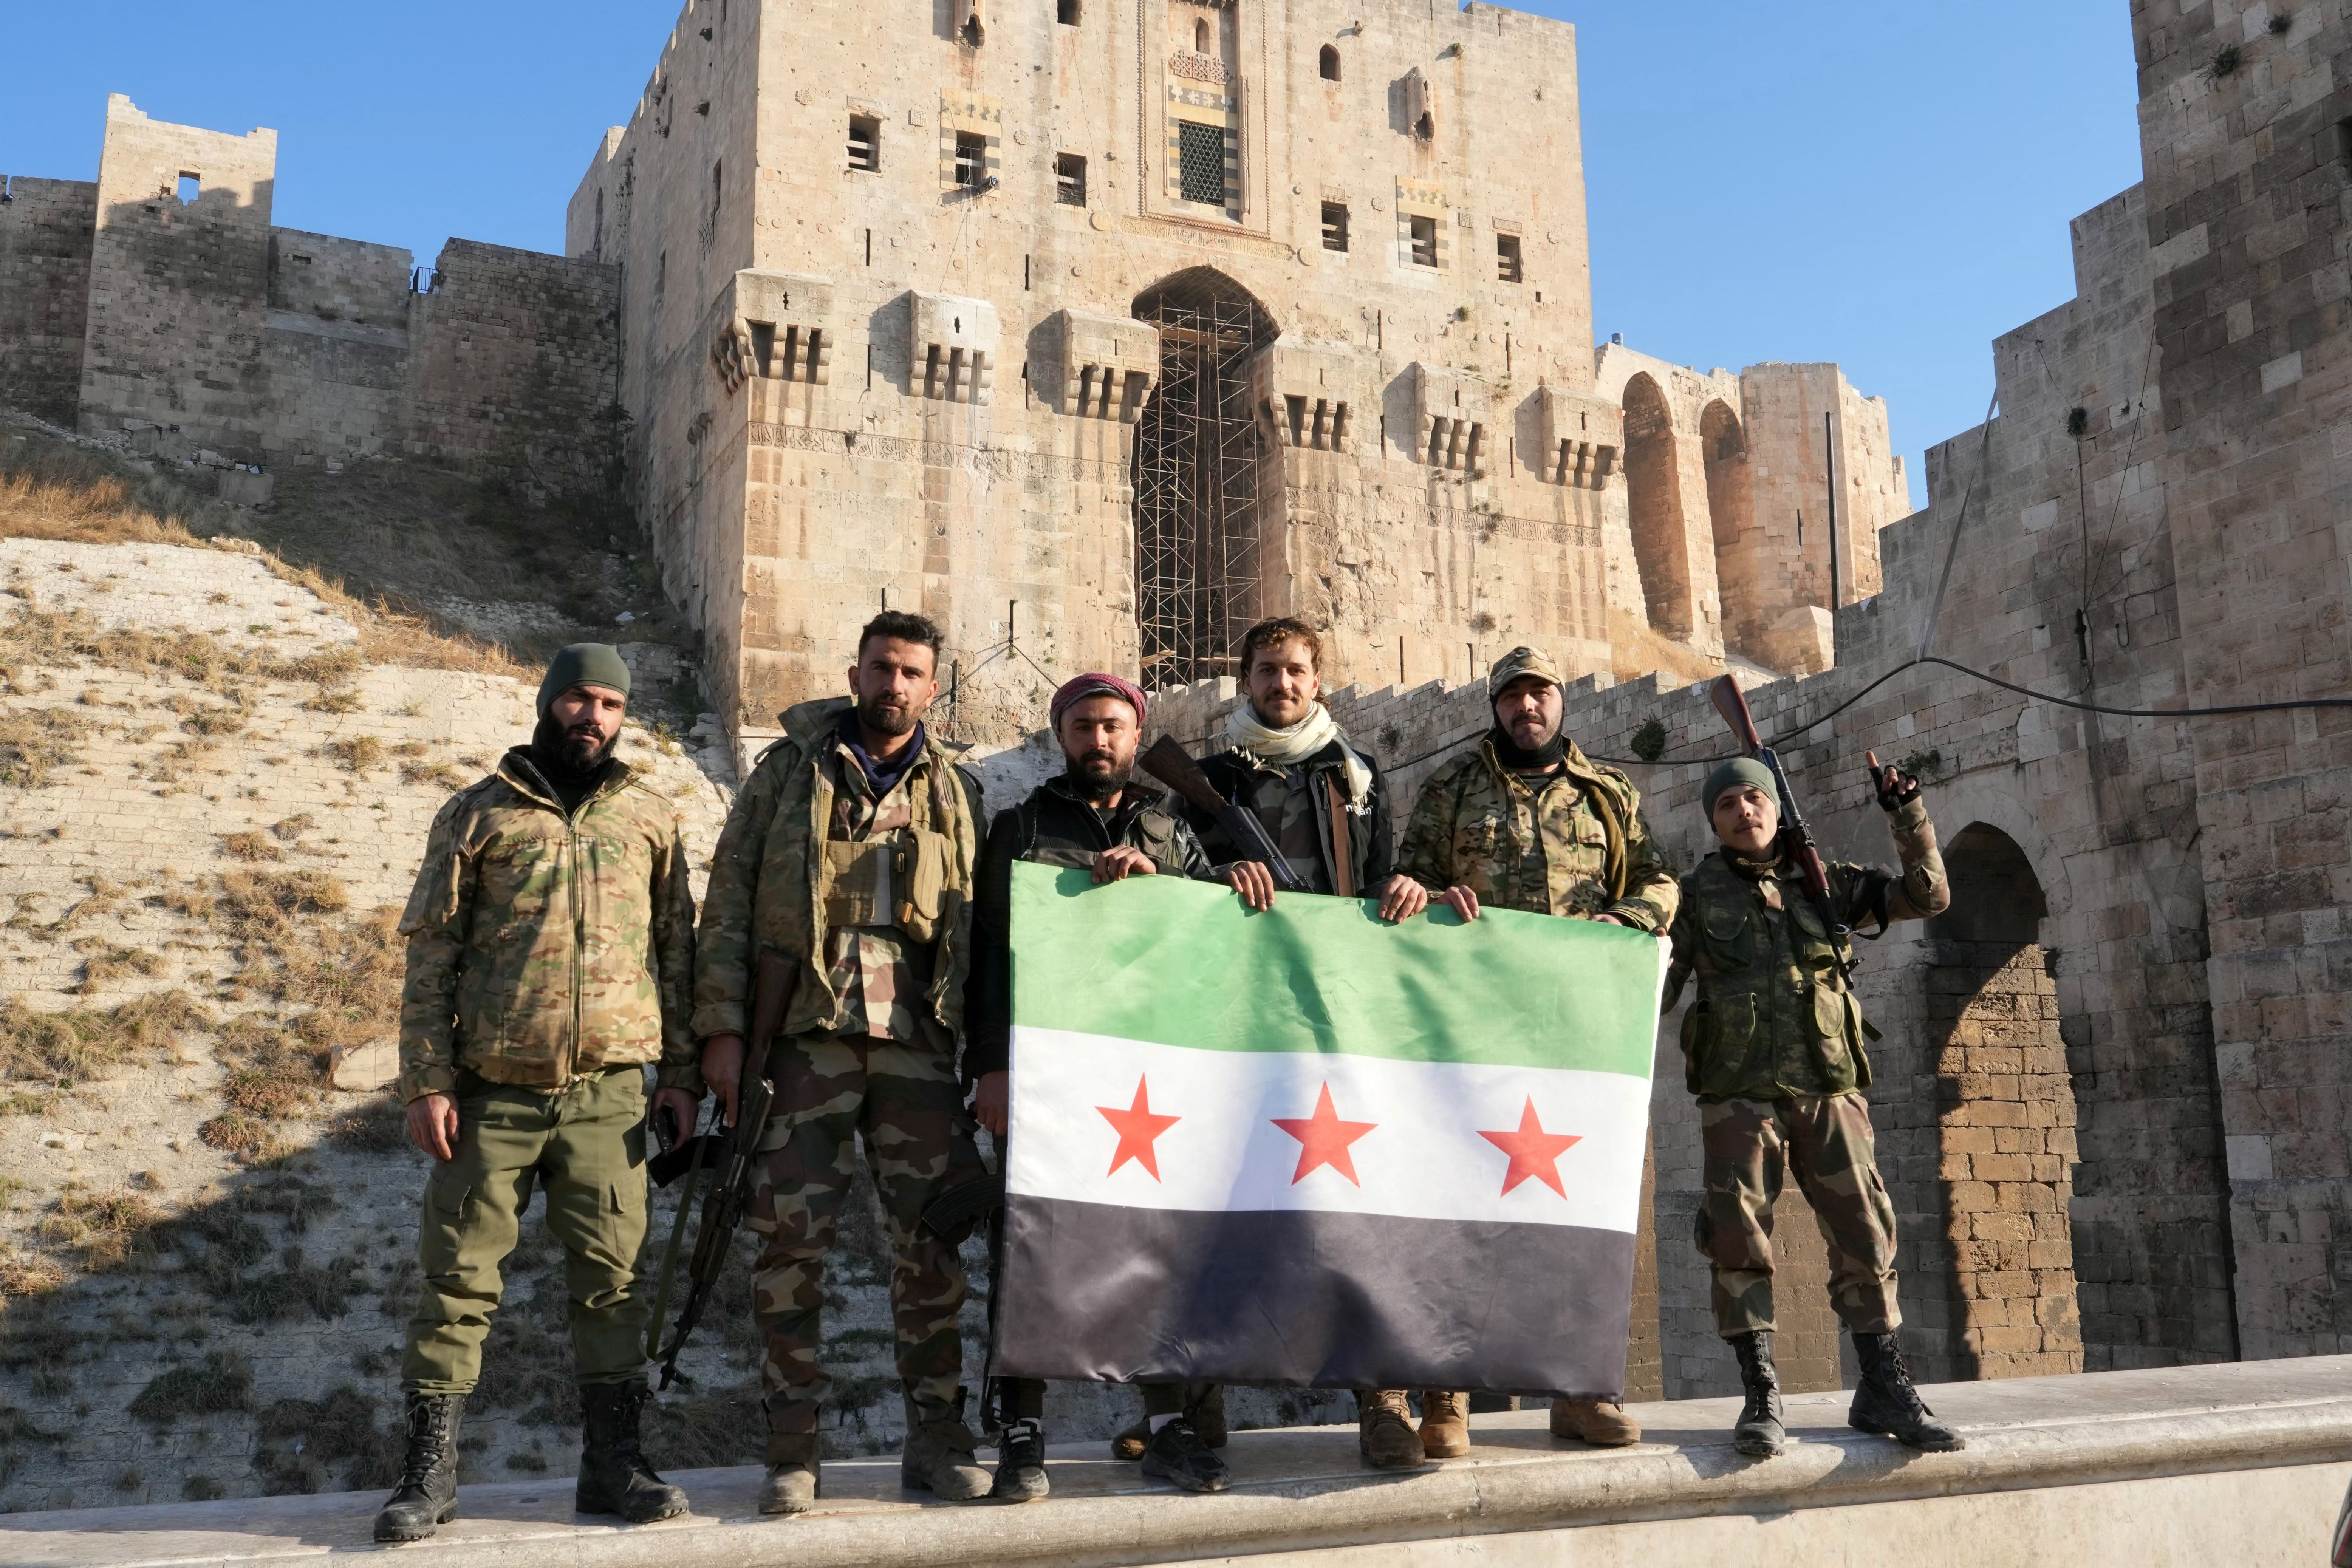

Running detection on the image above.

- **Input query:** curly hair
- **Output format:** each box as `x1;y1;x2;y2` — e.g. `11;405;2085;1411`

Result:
1237;616;1323;674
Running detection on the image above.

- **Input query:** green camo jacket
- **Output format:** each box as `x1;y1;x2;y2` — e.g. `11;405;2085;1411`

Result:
1396;736;1680;930
1664;795;1946;1100
396;752;699;1103
691;697;984;1045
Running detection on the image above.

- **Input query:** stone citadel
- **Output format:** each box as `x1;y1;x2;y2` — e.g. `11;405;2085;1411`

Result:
0;0;2347;1514
2;1;1908;759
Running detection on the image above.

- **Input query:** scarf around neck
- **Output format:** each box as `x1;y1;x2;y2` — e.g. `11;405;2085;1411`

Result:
839;713;927;796
1225;701;1374;816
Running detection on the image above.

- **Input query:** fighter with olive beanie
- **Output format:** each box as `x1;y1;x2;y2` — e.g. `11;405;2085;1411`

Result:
1663;750;1960;1460
378;644;698;1541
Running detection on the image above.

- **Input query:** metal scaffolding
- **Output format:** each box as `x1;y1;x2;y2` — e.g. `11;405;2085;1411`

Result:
1131;273;1274;686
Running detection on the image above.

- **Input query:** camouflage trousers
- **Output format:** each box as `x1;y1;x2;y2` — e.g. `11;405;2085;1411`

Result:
402;1066;650;1394
1696;1093;1901;1338
747;1030;987;1456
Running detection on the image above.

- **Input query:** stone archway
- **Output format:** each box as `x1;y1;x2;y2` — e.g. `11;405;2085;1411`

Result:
1918;823;2085;1382
1620;372;1691;639
1130;268;1280;685
1700;398;1756;653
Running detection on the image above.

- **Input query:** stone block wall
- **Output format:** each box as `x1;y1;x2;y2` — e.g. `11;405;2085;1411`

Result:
0;176;98;427
2;98;623;493
261;231;418;463
77;95;279;458
2135;0;2352;1360
408;240;623;492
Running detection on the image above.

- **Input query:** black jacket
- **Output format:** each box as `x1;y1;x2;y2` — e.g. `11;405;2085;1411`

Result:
1185;738;1396;897
962;774;1215;1082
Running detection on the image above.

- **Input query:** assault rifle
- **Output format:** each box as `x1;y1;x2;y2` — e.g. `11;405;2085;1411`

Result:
646;946;797;1389
1707;674;1854;983
1138;735;1308;894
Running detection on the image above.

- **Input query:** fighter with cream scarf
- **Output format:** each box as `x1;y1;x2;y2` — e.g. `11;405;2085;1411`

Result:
1223;701;1376;816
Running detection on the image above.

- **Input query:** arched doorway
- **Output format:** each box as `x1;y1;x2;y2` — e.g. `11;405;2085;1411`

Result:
1620;373;1690;639
1919;823;2085;1382
1130;269;1279;685
1700;398;1755;651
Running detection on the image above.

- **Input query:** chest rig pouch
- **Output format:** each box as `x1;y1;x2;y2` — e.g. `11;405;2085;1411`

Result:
817;764;952;943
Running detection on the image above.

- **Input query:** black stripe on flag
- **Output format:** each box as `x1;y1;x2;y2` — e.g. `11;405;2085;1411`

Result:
992;1195;1634;1401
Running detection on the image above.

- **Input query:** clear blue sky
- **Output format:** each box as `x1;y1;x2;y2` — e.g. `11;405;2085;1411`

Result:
6;2;2141;508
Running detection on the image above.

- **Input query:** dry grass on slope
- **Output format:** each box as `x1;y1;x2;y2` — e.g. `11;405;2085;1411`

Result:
0;437;524;679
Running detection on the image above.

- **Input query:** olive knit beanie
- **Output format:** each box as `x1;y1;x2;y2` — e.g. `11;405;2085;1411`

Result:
536;643;632;717
1702;757;1779;818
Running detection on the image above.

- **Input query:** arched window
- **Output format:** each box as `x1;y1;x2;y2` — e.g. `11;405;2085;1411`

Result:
1194;18;1209;53
1318;44;1340;80
1131;268;1281;685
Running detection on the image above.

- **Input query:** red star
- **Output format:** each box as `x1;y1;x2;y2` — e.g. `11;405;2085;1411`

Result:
1271;1082;1377;1186
1479;1098;1582;1198
1096;1076;1181;1180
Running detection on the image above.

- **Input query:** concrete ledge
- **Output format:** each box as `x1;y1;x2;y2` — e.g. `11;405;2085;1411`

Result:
2;1360;2346;1566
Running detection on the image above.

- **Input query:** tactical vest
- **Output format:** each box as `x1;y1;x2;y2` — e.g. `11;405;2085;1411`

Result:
1677;851;1871;1101
816;754;957;943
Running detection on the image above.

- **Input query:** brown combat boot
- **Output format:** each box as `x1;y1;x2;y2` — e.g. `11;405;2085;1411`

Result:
1549;1398;1641;1447
758;1431;820;1516
1357;1389;1427;1469
900;1390;991;1501
1417;1390;1470;1458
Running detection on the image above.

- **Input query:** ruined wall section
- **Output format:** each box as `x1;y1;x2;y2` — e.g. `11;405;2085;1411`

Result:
572;0;1609;744
0;176;98;427
2132;0;2352;1361
1592;343;1909;676
77;96;278;459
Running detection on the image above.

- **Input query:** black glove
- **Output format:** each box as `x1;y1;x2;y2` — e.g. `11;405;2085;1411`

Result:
1875;767;1921;813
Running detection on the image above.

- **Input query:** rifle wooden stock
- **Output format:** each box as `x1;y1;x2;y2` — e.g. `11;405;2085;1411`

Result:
1138;735;1308;893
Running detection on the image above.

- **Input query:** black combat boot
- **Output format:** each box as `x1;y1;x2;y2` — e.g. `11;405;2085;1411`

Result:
1140;1417;1230;1493
1728;1331;1785;1458
1849;1332;1966;1452
373;1392;464;1543
990;1416;1049;1502
576;1381;689;1523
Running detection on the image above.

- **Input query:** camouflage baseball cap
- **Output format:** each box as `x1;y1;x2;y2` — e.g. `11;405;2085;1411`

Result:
1486;645;1564;696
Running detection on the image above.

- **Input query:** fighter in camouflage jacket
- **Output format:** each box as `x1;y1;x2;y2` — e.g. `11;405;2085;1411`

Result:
397;751;699;1104
691;694;984;1046
1396;736;1680;930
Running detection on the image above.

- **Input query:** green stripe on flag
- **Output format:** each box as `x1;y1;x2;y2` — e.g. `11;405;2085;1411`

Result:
1010;861;1658;1076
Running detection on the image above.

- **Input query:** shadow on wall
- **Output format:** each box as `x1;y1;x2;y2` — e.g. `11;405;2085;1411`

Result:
1920;823;2085;1384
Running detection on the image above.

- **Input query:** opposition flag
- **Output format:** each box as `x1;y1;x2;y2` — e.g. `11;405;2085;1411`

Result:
992;863;1664;1401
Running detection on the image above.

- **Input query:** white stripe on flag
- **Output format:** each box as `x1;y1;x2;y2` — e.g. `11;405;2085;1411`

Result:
1005;1028;1651;1233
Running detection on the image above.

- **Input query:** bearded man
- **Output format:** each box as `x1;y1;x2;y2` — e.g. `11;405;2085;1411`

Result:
964;673;1226;1497
379;643;698;1541
691;611;993;1514
1395;645;1680;1455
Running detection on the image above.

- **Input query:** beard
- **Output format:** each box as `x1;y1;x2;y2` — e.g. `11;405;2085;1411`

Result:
1065;750;1131;803
531;710;617;775
856;690;918;738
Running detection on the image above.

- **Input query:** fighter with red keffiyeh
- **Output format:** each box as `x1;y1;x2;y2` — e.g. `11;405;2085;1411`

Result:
964;670;1232;1499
